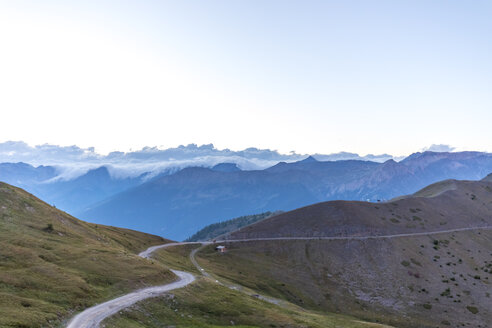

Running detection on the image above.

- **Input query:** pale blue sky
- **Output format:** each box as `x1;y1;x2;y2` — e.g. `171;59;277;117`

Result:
0;1;491;155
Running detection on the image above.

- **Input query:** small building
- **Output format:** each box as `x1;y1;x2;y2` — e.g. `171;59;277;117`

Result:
215;245;227;253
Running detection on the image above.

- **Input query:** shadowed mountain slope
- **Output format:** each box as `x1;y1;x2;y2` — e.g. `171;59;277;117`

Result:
0;162;57;185
81;167;321;239
185;211;282;242
211;162;241;172
0;163;146;214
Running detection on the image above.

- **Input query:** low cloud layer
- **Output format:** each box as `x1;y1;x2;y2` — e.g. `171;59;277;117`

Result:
0;141;396;180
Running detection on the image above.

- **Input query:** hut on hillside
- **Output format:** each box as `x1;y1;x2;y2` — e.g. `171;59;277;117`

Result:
215;245;227;253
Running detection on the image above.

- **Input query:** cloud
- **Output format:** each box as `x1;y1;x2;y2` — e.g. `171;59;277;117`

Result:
422;144;456;153
0;141;397;181
0;142;303;180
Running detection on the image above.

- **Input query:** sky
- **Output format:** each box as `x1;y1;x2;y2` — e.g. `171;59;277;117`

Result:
0;0;491;156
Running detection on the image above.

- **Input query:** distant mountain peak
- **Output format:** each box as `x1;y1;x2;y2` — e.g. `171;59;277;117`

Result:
381;158;398;166
211;163;241;172
298;156;318;163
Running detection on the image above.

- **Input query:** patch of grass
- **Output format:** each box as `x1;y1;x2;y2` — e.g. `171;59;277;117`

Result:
466;306;478;314
152;244;202;274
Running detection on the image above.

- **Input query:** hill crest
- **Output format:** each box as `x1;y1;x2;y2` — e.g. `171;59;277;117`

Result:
227;177;492;239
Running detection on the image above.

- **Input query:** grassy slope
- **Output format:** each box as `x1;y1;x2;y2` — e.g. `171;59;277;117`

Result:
103;279;393;328
151;244;202;274
0;182;174;328
103;246;392;328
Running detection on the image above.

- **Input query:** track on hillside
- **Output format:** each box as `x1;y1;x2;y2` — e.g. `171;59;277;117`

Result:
66;225;492;327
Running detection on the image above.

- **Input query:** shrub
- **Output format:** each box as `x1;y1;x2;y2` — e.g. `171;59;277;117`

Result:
466;306;478;314
44;223;54;232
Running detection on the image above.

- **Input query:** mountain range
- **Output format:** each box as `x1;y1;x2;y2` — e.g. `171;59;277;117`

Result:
2;147;492;240
0;141;395;179
80;151;492;240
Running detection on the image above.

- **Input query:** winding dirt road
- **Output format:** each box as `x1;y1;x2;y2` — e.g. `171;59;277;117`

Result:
66;252;195;328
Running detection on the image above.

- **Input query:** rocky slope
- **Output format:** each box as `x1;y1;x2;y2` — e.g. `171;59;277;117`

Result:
228;176;492;239
197;176;492;327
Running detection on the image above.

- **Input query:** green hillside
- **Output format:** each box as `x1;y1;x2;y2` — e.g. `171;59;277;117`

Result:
0;182;175;327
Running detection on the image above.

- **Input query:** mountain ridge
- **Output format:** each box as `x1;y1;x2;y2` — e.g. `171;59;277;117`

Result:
227;177;492;239
81;153;492;240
